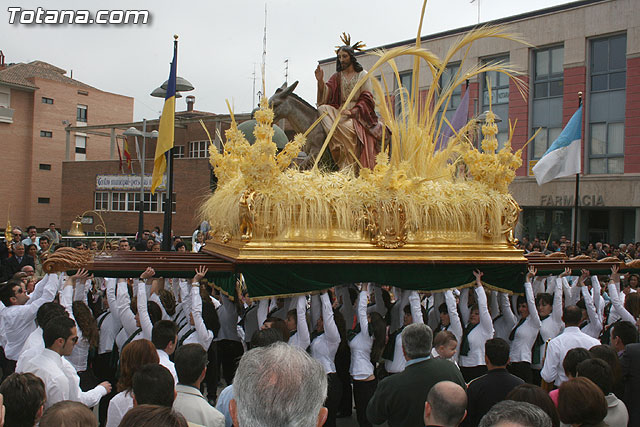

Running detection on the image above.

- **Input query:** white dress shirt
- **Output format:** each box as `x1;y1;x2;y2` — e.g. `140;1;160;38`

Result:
540;326;600;386
100;278;123;354
509;282;542;363
19;348;107;408
189;283;214;350
310;293;341;374
106;390;133;427
580;283;603;339
158;348;178;385
533;277;564;369
60;282;90;372
608;280;637;324
385;291;423;373
349;289;374;380
287;295;310;350
0;273;59;360
458;285;494;368
215;293;241;342
492;292;517;342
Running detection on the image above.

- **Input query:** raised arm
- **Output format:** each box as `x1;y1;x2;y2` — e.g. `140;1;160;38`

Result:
473;270;494;335
499;292;517;325
367;284;387;316
563;276;579;307
608;265;636;324
489;290;499;320
321;292;340;343
357;284;370;332
116;279;137;336
310;294;322;328
532;276;546;296
525;267;541;328
257;298;269;327
408;291;423;324
551;277;564;324
294;295;310;350
444;290;463;340
590;274;603;318
191;266;214;350
459;287;470;326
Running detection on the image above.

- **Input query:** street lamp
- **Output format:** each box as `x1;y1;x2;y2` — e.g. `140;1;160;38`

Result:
151;75;195;251
124;121;158;241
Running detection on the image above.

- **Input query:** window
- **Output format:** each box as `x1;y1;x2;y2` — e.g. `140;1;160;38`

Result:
39;163;51;170
143;192;159;212
394;71;413;118
40;131;53;138
127;192;141;212
588;34;626;174
41;97;54;104
37;198;50;204
75;135;86;161
481;56;510;149
111;192;127;211
77;105;88;122
189;141;208;158
0;86;9;107
94;192;109;210
439;64;462;111
161;193;177;213
531;46;564;160
174;145;185;158
77;90;88;96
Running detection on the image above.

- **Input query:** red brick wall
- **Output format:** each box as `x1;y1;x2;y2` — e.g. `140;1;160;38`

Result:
625;57;640;173
0;76;133;230
510;76;529;176
61;158;211;236
0;89;34;225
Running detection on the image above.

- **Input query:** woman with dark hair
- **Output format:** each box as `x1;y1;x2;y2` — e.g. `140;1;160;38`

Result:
310;291;344;427
348;282;386;427
458;270;495;382
286;294;311;350
557;377;608;427
106;339;159;427
506;267;542;383
506;384;560;427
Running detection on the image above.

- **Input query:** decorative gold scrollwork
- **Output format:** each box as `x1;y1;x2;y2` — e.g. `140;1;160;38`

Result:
483;197;521;246
361;202;408;249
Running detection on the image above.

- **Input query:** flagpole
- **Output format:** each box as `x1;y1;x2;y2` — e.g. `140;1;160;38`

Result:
162;36;178;252
572;92;583;256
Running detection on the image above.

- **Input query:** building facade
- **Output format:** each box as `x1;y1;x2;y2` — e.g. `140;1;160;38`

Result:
60;108;252;236
318;0;640;244
0;55;134;228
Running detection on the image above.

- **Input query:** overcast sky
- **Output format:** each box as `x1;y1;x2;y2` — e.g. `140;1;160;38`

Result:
2;0;576;120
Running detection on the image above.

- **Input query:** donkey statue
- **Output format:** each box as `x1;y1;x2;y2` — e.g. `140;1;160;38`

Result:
269;81;335;170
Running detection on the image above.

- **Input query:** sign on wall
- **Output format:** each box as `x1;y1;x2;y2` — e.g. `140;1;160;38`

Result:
96;174;166;190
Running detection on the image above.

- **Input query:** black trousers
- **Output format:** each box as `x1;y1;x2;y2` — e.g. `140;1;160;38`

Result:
335;344;352;417
352;378;377;427
324;373;343;427
508;361;533;384
216;339;244;386
460;365;487;383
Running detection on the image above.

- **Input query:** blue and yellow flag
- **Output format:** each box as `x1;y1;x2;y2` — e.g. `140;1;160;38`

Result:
151;45;177;194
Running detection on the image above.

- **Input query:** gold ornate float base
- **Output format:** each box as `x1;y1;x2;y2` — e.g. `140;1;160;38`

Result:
203;235;526;265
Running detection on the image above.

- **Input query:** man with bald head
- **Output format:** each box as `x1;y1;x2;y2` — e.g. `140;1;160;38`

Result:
424;381;467;427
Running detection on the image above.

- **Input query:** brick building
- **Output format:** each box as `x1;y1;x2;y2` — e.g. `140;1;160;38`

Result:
317;0;640;244
60;106;252;236
0;54;134;228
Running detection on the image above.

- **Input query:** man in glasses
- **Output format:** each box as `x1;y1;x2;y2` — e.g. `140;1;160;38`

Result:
18;315;111;409
5;242;35;278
